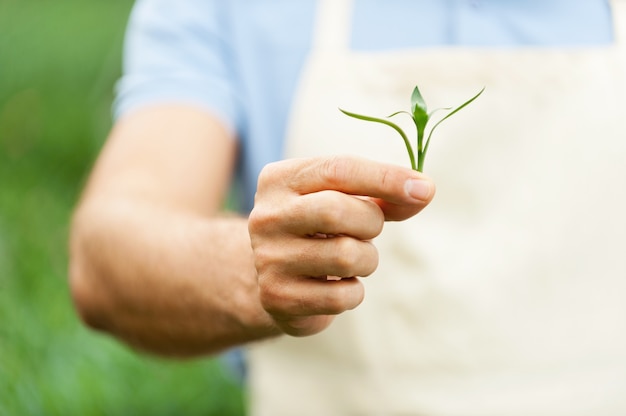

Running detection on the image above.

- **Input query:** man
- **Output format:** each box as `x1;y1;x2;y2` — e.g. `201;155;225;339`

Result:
70;1;626;414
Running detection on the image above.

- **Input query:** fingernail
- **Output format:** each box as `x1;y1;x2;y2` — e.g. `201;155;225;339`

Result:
405;178;433;201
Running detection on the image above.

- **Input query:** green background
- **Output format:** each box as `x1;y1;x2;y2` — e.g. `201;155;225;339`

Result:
0;1;245;414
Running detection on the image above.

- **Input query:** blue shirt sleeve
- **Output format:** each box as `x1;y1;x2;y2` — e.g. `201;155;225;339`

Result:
113;0;243;134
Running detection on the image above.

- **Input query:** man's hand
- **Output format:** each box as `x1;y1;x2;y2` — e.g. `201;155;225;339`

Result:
248;156;435;336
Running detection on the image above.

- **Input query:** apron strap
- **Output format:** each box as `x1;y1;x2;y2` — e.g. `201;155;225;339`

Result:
611;0;626;45
311;0;353;52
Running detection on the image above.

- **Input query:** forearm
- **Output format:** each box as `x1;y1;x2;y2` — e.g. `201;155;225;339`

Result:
69;197;280;357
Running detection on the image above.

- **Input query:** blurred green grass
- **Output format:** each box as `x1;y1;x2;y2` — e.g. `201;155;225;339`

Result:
0;1;245;414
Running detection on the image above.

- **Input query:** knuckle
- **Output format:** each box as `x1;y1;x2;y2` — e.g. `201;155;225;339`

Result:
250;244;274;271
256;161;282;191
251;240;296;280
364;200;385;236
288;196;310;224
315;200;344;230
325;281;364;314
323;293;346;314
329;239;379;278
379;168;392;189
247;208;266;236
318;156;353;187
248;203;283;236
330;237;361;276
258;275;288;314
247;208;263;234
360;243;379;277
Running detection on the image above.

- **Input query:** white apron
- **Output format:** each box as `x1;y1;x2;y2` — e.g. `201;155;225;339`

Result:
247;1;626;414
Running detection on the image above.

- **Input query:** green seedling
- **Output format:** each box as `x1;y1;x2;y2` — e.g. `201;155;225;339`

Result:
340;85;484;172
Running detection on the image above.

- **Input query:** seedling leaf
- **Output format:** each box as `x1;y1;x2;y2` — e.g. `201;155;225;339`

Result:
429;87;485;134
423;87;486;168
410;86;429;141
410;85;428;116
339;108;416;170
340;85;484;172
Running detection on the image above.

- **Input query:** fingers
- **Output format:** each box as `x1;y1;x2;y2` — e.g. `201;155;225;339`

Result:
249;155;436;337
252;235;378;336
258;155;435;220
255;235;379;279
261;277;364;337
259;190;385;240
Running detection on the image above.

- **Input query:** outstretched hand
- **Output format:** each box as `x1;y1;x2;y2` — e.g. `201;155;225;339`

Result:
248;156;435;336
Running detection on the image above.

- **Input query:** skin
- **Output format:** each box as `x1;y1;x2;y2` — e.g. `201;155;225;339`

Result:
69;103;435;357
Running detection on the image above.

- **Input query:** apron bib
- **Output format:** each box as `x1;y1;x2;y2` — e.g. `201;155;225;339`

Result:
248;1;626;414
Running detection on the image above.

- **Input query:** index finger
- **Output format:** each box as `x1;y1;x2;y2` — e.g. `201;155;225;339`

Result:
282;155;435;204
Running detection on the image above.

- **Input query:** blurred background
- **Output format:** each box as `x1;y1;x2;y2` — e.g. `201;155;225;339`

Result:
0;1;245;414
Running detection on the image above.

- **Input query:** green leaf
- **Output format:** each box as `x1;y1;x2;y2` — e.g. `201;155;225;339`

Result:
422;87;486;169
387;110;412;118
432;87;485;129
410;85;427;115
410;86;429;139
428;107;452;118
339;108;416;171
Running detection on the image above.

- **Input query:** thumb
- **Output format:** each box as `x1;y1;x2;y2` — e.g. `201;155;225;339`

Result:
372;176;436;221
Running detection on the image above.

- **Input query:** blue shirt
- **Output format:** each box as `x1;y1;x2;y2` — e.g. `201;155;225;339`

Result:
114;0;613;212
